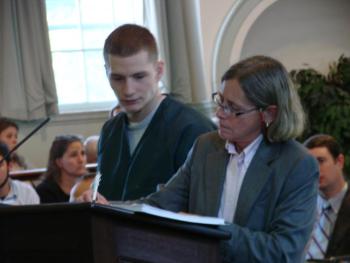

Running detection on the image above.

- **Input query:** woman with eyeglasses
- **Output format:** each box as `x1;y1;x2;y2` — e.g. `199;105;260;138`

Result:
141;56;319;262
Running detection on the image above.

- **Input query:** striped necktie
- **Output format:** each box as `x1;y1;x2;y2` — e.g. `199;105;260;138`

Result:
306;202;336;259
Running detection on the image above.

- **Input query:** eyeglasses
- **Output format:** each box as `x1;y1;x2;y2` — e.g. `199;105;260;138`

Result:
212;92;260;117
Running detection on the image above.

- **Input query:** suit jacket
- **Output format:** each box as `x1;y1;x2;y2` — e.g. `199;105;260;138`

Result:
326;186;350;258
98;96;216;200
146;132;319;263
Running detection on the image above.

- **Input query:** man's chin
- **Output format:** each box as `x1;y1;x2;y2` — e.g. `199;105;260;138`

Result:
123;105;141;114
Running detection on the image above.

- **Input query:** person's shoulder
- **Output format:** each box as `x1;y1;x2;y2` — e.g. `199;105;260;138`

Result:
281;139;310;156
163;96;201;115
11;180;40;203
161;95;215;128
11;179;34;190
194;131;224;151
102;111;127;130
36;178;57;192
273;139;318;168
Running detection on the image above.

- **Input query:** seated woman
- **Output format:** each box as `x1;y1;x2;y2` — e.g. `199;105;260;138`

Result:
0;117;28;171
36;135;87;203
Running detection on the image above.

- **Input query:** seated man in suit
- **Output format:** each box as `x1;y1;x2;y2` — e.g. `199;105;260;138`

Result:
304;134;350;260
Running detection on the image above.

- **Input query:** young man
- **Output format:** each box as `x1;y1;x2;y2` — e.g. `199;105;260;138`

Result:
0;142;39;205
98;24;216;200
304;134;350;260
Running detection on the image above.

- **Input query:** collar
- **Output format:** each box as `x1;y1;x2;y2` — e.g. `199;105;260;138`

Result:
320;182;348;214
225;135;263;165
128;98;163;130
225;134;263;156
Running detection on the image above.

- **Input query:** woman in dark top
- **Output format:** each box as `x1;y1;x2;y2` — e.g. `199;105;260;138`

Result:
36;135;87;203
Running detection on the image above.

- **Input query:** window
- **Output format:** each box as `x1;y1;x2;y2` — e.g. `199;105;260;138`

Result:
45;0;144;113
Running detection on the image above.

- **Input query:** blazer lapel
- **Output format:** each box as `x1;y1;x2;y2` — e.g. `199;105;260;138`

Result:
234;140;280;225
204;145;229;216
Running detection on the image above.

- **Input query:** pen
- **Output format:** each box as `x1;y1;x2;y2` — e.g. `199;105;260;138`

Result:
91;171;102;203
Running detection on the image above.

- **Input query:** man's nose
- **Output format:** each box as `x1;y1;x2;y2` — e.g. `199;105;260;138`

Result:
123;79;135;95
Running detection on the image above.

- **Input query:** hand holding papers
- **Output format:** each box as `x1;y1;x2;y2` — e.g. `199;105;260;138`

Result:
110;202;226;226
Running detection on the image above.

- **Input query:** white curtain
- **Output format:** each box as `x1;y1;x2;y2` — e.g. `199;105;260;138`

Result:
0;0;58;121
144;0;209;103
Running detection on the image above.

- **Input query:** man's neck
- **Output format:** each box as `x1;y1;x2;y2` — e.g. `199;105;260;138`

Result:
322;178;347;200
127;93;165;123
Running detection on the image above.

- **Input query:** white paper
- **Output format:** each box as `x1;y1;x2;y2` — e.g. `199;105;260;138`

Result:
110;202;226;225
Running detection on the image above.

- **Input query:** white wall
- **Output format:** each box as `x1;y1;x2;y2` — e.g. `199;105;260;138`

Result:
18;112;108;168
240;0;350;73
17;0;350;167
200;0;235;92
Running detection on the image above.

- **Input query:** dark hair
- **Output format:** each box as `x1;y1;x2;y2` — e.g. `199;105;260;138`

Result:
221;55;305;142
304;134;342;160
0;142;10;164
103;24;158;65
0;117;18;134
45;135;83;182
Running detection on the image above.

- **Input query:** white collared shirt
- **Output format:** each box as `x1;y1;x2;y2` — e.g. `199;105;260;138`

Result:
218;134;263;222
0;179;40;205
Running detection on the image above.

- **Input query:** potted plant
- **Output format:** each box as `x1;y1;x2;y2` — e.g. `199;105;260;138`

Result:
290;55;350;175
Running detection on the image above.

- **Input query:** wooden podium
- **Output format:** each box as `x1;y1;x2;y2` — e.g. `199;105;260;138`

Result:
0;203;230;263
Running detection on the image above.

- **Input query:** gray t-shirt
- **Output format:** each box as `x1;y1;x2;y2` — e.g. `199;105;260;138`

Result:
127;106;159;155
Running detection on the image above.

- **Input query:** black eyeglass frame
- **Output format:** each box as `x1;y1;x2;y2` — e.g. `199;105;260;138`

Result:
212;92;262;117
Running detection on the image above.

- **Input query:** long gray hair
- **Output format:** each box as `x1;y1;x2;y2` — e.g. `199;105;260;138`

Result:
221;55;305;142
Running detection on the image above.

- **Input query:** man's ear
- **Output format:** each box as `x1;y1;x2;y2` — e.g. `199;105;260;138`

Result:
335;153;345;169
155;60;164;81
263;105;278;124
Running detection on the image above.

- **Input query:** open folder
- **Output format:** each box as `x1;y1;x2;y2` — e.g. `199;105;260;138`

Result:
110;202;226;226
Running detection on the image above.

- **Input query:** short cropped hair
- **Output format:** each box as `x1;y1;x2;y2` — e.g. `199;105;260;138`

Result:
103;24;158;65
221;55;305;142
304;134;342;160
